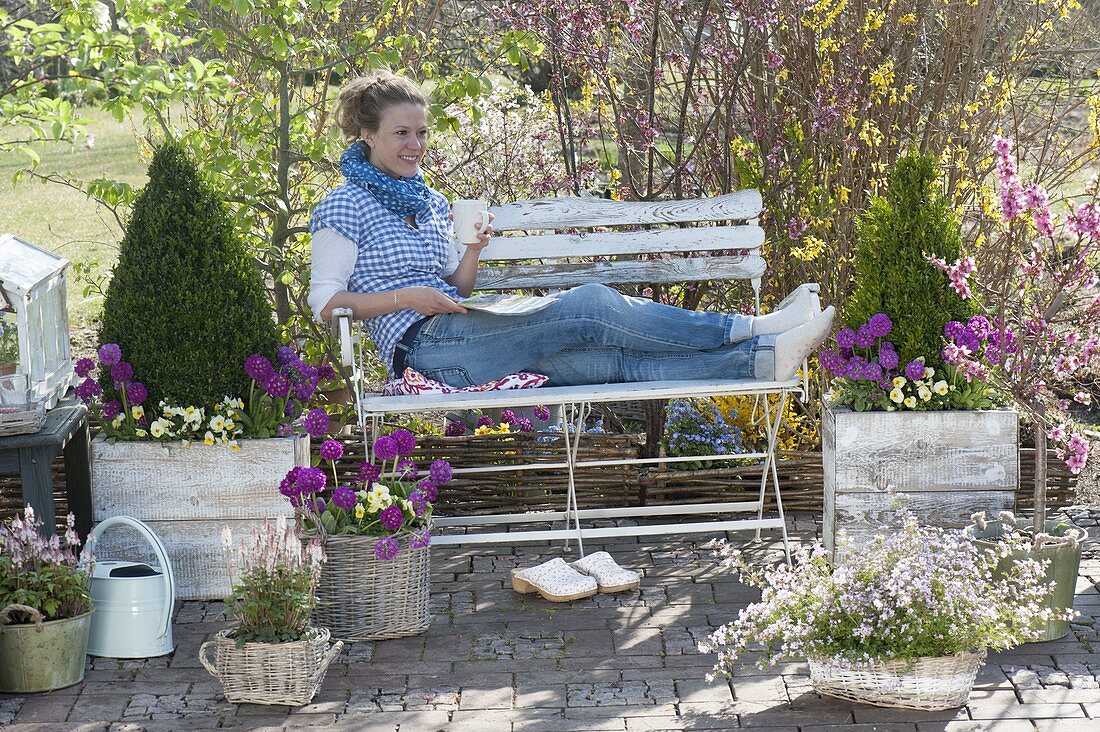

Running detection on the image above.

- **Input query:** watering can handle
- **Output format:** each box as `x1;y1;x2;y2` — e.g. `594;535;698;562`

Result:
90;516;176;642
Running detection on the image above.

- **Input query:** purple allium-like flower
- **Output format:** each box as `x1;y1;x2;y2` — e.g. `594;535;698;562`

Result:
374;536;400;560
244;354;274;382
476;415;493;428
311;497;326;514
359;462;381;485
418;477;438;502
111;362;133;384
397;458;418;479
500;409;517;424
317;363;337;381
445;420;467;436
409;490;428;516
534;405;551;422
279;467;303;498
517;418;534;433
878;348;900;370
817;348;844;374
957;329;981;353
967;315;991;337
836;328;856;349
303;408;329;438
904;359;926;381
868;313;893;338
944;321;965;340
74;377;101;403
379;505;404;532
390;428;416;455
102;400;121;420
320;439;343;462
409;530;431;550
97;343;122;366
429;459;453;485
332;486;356;510
855;324;875;349
264;372;291;399
296;467;327;495
374;435;398;461
75;357;95;378
276;346;297;366
863;362;883;381
126;381;147;405
294;379;316;402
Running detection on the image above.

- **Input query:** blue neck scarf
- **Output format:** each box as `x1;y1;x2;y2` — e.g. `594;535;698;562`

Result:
340;142;433;219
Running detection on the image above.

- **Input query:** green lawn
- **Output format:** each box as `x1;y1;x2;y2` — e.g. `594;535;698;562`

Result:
0;108;148;326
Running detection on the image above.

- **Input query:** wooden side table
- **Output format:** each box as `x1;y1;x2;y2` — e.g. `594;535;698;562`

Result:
0;397;92;539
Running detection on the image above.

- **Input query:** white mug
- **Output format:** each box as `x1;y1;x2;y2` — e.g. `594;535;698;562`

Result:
452;199;491;245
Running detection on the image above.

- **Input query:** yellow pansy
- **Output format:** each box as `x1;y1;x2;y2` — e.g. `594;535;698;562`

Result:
918;387;932;402
135;428;147;438
923;367;934;379
210;415;225;432
904;396;917;408
354;504;365;519
204;431;216;446
131;405;145;420
230;441;241;452
112;414;125;428
892;377;906;388
474;425;493;435
890;388;905;403
150;421;165;438
367;485;392;512
934;380;949;396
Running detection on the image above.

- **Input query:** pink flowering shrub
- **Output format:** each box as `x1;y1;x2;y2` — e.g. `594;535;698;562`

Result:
701;512;1059;673
0;507;93;623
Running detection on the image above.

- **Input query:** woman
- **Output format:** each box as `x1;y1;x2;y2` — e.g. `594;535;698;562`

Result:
309;73;834;387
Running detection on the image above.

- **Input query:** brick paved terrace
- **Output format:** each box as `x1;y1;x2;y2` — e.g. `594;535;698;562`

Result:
1;509;1098;732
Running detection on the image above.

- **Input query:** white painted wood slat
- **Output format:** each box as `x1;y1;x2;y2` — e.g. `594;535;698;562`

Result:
478;225;763;261
474;254;766;291
489;190;763;231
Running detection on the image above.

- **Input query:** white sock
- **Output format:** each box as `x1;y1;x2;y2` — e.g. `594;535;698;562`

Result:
773;306;835;381
750;286;817;337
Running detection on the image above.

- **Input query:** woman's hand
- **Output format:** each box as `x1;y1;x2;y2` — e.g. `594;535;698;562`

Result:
398;286;467;315
465;214;495;251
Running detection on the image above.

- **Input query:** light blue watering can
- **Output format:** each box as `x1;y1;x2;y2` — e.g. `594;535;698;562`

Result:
87;516;175;658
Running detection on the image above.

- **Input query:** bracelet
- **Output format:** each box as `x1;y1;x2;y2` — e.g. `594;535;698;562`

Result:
393;290;399;309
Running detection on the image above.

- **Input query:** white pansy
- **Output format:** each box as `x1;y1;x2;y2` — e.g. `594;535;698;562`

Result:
933;380;949;395
889;388;904;403
918;387;932;401
892;376;906;388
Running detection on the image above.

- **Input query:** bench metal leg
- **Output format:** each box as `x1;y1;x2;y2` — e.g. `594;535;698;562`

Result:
756;391;792;564
560;402;588;556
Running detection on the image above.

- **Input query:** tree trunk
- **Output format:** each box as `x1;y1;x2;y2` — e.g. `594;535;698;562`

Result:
1034;426;1047;533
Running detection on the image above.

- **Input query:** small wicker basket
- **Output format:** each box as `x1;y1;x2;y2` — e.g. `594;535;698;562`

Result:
311;531;431;642
0;405;45;437
809;650;986;710
199;627;342;706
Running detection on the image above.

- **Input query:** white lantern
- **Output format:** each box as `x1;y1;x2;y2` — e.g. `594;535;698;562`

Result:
0;234;74;409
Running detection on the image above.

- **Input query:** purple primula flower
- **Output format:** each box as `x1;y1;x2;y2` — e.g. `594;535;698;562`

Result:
126;381;148;405
311;497;326;514
97;343;122;366
303;408;329;438
279;467;303;498
276;346;297;366
74;377;101;403
957;329;981;353
244;354;274;382
836;328;856;349
294;379;316;402
101;400;121;420
904;359;926;381
944;321;965;340
390;428;416;455
500;409;517;424
534;405;551;422
374;536;400;560
409;490;428;516
359;462;381;485
74;357;95;378
332;486;357;510
263;372;291;399
868;313;893;338
379;505;404;532
967;315;991;337
373;435;398;461
111;362;133;384
517;417;534;433
476;415;493;428
320;439;343;462
862;362;883;381
296;467;326;495
317;363;337;381
855;324;875;349
844;356;867;379
418;477;438;502
397;459;418;479
409;530;431;550
429;459;453;485
445;420;467;436
878;348;900;370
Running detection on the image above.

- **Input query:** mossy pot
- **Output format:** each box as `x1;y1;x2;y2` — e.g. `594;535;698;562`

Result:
0;611;91;692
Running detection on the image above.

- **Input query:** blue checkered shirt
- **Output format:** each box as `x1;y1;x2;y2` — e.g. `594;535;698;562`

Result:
310;182;459;375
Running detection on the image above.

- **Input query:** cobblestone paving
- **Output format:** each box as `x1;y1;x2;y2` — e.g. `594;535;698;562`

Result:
2;510;1098;731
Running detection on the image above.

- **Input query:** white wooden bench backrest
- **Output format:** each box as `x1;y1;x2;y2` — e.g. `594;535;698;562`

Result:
478;190;765;296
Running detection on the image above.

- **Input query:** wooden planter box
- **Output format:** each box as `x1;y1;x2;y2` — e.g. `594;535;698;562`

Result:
822;406;1018;560
91;434;309;600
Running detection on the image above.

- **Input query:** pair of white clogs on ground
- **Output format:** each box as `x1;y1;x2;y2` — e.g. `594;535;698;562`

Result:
511;551;640;602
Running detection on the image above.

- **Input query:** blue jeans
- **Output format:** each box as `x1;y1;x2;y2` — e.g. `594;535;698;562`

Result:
405;284;775;387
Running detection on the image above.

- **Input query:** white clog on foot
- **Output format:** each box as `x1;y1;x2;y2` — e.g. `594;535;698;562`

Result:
511;558;598;602
570;551;640;593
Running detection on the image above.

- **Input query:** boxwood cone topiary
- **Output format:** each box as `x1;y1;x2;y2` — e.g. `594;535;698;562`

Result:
99;141;280;411
844;152;974;373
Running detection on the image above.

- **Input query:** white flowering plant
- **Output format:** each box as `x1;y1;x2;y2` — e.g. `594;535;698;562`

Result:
701;512;1061;676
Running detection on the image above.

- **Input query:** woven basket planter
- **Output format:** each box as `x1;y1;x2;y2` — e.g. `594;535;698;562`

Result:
311;532;431;642
199;627;342;706
809;650;986;710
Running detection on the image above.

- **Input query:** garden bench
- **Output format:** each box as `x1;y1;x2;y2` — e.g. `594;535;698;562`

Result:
336;191;815;559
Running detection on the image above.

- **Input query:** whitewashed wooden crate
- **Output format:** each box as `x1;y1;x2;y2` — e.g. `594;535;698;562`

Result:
91;434;309;600
822;406;1017;560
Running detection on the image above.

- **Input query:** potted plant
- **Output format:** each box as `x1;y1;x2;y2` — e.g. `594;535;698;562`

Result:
199;517;342;705
0;507;94;693
701;512;1064;710
280;428;453;641
77;142;318;600
931;135;1098;639
819;152;1019;557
